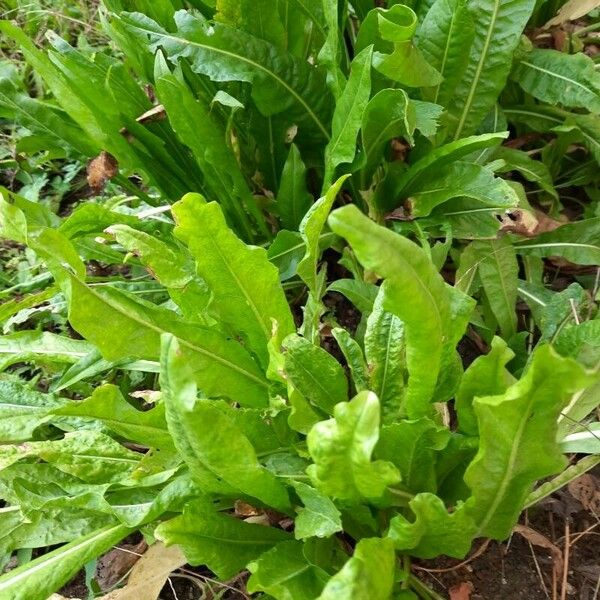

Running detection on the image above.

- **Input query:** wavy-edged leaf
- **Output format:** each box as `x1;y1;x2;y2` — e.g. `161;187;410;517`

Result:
329;205;451;415
446;0;536;138
121;10;332;140
283;334;348;415
173;196;294;367
512;49;600;113
464;345;591;539
160;335;290;509
0;524;131;600
317;537;396;600
155;499;291;579
324;45;373;186
307;391;400;502
513;217;600;265
61;272;269;406
388;493;476;558
277;144;313;231
318;0;346;98
331;328;369;393
291;481;343;540
364;290;406;423
407;161;519;217
53;384;172;450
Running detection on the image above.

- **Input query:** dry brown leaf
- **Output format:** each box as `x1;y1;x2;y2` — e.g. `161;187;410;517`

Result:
449;581;474;600
545;0;600;28
514;524;564;577
99;543;186;600
96;540;147;589
87;151;119;194
568;474;600;515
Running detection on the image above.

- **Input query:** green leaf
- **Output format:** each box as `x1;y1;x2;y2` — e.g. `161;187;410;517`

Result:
327;279;378;314
292;481;343;540
283;334;349;415
446;0;536;138
173;197;294;367
0;381;65;443
160;335;290;509
0;331;92;371
318;0;346;98
388;494;476;559
471;237;519;339
277;144;314;230
361;88;415;179
122;10;332;140
364;290;406;423
247;540;330;600
513;218;600;265
464;345;591;539
317;537;396;600
455;337;515;436
417;0;475;107
0;524;131;600
407;161;518;218
52;384;172;449
324;46;373;186
239;0;286;48
307;391;400;502
268;230;306;281
61;272;269;406
377;419;450;493
329;205;451;416
331;328;369;393
512;49;600;113
155;499;291;579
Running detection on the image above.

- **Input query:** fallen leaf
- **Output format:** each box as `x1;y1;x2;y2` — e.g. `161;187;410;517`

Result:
96;540;147;590
545;0;600;28
87;151;119;194
513;524;564;577
568;474;600;515
99;543;186;600
449;581;474;600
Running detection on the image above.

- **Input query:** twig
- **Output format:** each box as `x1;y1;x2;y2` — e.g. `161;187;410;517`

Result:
561;520;570;600
527;539;550;599
412;539;491;574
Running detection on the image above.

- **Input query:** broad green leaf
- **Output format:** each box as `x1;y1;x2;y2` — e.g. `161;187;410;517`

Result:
560;424;600;455
268;230;306;281
471;237;519;339
318;0;346;98
61;272;269;406
160;335;290;510
283;334;348;415
411;100;444;137
388;494;476;558
446;0;536;138
292;481;343;540
364;290;406;423
327;279;378;314
122;10;332;140
368;5;442;88
247;540;330;600
513;218;600;265
108;224;211;323
52;385;172;449
0;287;59;325
554;320;600;366
238;0;286;48
0;382;65;443
324;45;373;187
418;0;475;106
455;337;515;435
407;161;519;218
317;537;396;600
512;49;600;113
173;197;295;366
307;391;400;502
329;205;451;415
464;345;591;539
277;145;314;231
155;499;291;579
331;328;369;392
0;331;92;371
361;88;415;180
377;419;450;493
0;524;131;600
376;131;508;212
154;58;265;241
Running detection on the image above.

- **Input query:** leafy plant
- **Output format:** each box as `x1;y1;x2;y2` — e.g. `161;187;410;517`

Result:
0;0;599;598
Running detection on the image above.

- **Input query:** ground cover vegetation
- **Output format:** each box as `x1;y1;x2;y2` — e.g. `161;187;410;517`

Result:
0;0;599;598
